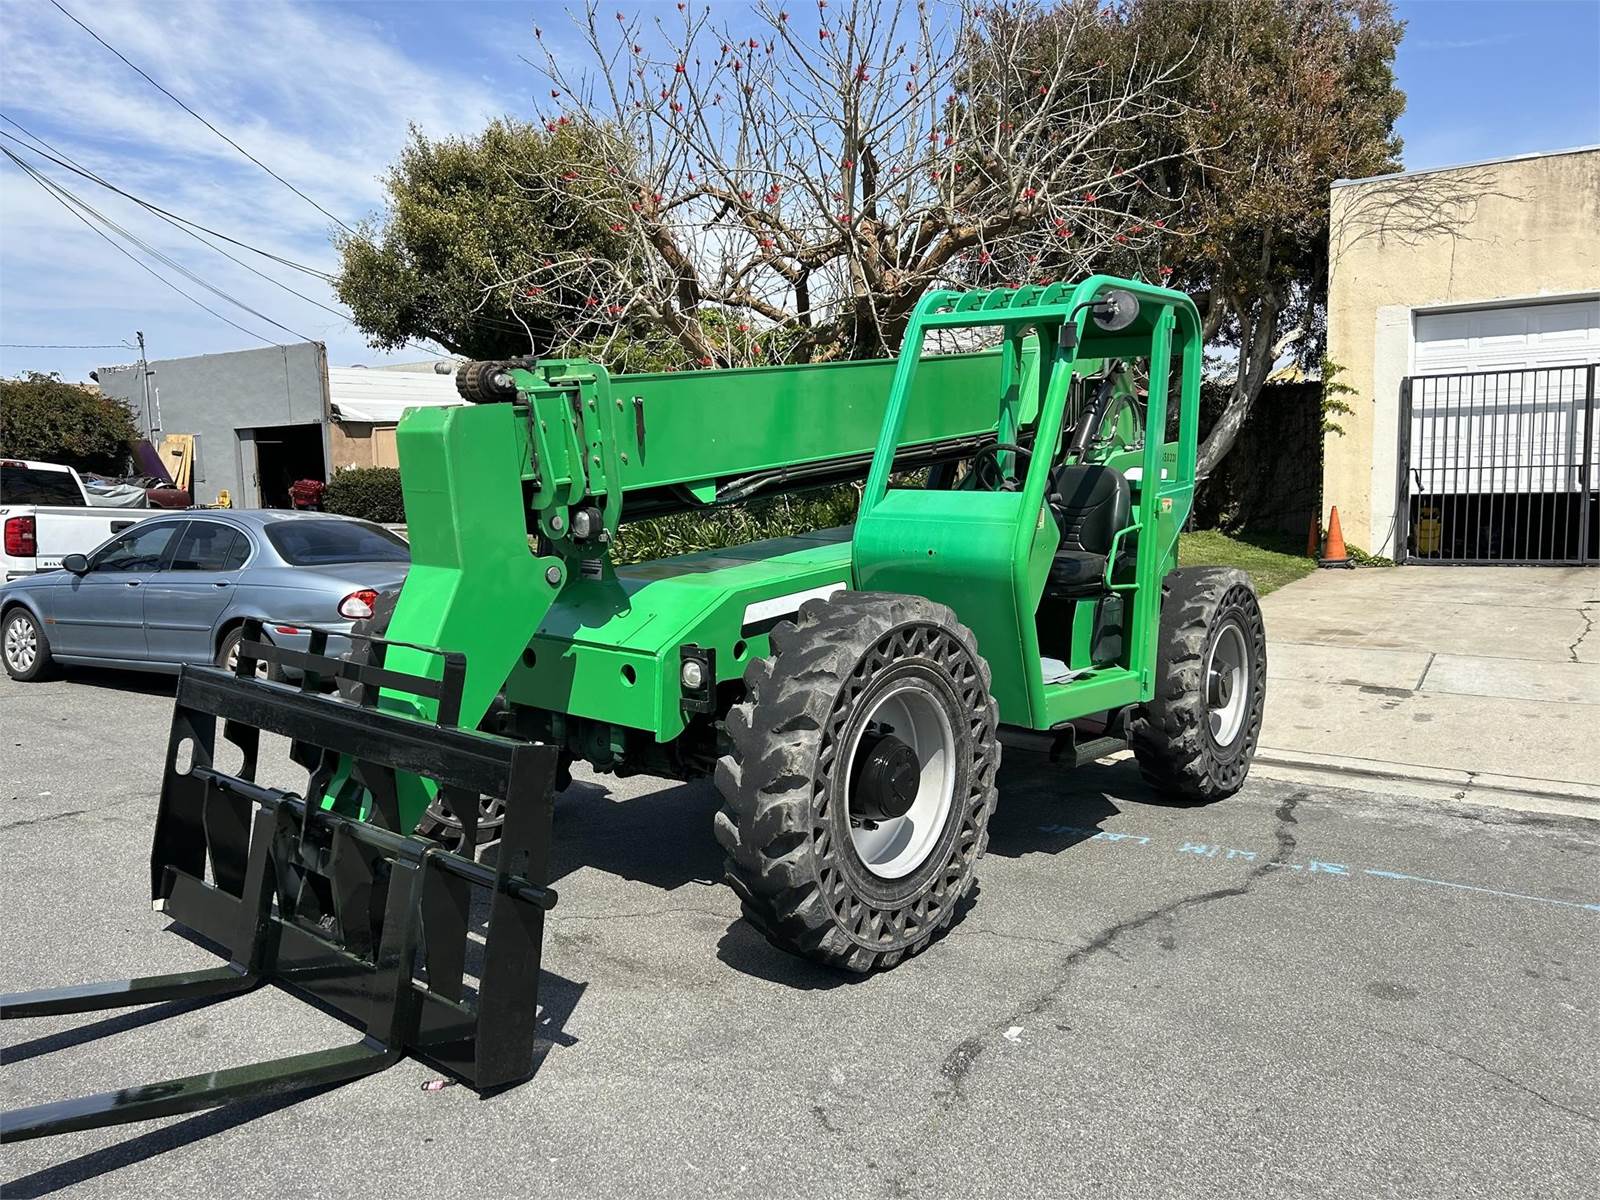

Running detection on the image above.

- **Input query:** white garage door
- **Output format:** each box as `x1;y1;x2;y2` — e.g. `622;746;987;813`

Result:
1403;297;1599;563
1414;297;1600;373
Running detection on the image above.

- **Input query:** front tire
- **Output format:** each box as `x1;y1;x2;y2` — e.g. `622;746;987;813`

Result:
1130;567;1267;801
2;607;54;681
715;591;1000;973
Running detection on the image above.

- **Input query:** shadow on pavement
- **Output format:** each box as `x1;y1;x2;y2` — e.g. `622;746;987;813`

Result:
1;1087;342;1198
0;994;231;1066
45;666;177;698
984;754;1125;858
714;920;860;991
544;778;725;893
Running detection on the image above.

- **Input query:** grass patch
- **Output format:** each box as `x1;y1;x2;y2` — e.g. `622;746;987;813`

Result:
1179;528;1316;596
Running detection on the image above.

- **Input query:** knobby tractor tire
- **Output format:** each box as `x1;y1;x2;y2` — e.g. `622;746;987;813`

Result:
715;591;1001;973
1130;566;1267;802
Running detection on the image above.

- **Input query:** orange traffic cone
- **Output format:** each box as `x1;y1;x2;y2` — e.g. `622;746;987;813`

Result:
1318;506;1354;569
1306;515;1321;559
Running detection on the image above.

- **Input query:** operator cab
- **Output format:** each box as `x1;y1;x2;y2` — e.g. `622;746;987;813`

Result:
854;278;1198;732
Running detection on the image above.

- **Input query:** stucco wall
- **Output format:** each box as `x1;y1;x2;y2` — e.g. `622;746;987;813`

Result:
1323;147;1600;553
328;421;400;471
97;341;330;506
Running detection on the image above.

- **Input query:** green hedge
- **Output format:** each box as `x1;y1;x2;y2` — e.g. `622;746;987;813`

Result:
0;372;138;473
324;467;405;524
319;470;859;555
611;486;859;564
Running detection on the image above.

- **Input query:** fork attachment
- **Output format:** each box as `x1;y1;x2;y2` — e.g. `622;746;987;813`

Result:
1;658;559;1144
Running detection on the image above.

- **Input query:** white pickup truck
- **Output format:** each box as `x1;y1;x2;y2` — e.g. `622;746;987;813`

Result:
1;459;154;580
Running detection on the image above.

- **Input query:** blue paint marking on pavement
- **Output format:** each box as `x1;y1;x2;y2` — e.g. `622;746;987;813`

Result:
1364;869;1600;914
1039;824;1151;844
1038;824;1599;915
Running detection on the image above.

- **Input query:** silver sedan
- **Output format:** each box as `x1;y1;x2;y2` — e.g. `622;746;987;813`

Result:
0;511;408;682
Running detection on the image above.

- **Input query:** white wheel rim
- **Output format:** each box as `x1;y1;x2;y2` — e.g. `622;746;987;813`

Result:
226;640;269;679
5;616;37;672
1206;621;1249;747
844;681;957;879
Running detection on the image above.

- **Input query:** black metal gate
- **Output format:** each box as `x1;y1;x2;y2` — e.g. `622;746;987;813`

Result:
1396;364;1598;565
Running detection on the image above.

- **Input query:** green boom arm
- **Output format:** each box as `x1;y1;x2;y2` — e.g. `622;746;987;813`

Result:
350;278;1199;828
349;345;1042;828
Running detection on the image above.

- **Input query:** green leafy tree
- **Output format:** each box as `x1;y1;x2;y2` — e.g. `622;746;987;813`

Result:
0;372;137;473
333;119;637;360
1037;0;1405;476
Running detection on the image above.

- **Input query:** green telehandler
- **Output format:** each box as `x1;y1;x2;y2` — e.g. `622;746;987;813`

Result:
1;276;1267;1140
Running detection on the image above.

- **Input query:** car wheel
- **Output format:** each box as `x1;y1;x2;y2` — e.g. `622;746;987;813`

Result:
216;627;276;680
2;607;56;682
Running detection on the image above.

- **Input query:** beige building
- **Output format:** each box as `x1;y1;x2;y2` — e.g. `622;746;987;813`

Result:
1324;146;1599;563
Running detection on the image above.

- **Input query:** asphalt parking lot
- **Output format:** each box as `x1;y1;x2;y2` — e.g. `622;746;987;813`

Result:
3;667;1597;1199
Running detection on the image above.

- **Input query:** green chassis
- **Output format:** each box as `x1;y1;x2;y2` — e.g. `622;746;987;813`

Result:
347;276;1203;830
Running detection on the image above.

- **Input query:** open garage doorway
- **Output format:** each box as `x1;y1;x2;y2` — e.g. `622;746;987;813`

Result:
246;424;326;509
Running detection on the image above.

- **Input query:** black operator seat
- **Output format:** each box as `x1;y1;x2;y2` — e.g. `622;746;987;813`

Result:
1044;464;1132;597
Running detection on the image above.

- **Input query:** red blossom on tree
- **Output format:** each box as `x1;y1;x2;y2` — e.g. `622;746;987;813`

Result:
513;0;1187;364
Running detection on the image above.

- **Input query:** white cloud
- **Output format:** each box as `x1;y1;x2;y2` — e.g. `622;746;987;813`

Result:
1412;34;1524;51
0;0;517;379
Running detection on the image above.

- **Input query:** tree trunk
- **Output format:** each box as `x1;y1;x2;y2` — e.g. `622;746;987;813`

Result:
1195;292;1283;479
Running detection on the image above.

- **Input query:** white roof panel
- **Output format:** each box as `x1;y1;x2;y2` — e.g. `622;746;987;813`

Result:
327;366;466;423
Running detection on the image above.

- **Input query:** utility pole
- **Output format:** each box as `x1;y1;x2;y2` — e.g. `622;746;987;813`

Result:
135;331;155;441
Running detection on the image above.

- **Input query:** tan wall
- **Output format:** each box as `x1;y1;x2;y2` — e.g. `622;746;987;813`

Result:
1323;148;1600;553
327;421;400;472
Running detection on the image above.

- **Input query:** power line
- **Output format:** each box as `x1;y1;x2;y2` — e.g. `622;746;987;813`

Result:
0;121;455;360
0;118;336;280
1;342;132;349
4;129;352;321
2;145;283;347
17;152;315;342
48;0;359;237
1;119;529;345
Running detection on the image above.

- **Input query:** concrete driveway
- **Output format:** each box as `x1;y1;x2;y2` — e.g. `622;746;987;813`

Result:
1256;566;1599;808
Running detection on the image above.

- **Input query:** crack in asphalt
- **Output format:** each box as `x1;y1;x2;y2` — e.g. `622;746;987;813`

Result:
934;793;1305;1108
1571;606;1595;664
1381;1030;1598;1128
550;905;730;924
0;808;88;832
810;1103;845;1135
0;791;153;833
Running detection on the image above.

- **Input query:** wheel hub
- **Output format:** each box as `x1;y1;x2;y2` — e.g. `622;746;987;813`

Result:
1204;621;1249;747
842;681;958;880
851;729;921;822
5;617;37;672
1208;667;1233;707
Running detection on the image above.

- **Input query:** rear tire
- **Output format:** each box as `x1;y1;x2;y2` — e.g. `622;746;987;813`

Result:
715;591;1000;973
216;626;279;681
1130;567;1266;801
2;607;55;682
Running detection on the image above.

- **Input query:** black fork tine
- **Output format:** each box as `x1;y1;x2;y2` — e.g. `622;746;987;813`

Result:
4;660;560;1142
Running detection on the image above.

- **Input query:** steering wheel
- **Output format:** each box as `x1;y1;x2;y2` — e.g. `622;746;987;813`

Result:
972;442;1033;492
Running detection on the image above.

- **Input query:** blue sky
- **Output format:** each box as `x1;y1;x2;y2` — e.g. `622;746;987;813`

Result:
1;0;1596;384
